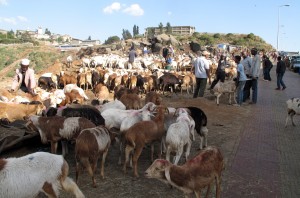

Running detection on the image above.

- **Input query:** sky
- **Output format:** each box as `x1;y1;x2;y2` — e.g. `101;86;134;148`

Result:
0;0;299;52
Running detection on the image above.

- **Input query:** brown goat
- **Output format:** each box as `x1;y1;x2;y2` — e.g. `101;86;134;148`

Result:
120;93;142;110
145;91;162;105
145;146;224;198
27;116;96;155
94;83;109;104
59;74;77;88
0;102;44;122
123;106;168;177
75;126;117;187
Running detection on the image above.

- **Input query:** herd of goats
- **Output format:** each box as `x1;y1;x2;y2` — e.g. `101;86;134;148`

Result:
1;47;299;198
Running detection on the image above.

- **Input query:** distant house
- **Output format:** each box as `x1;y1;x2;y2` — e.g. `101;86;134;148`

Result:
0;29;8;34
70;38;82;45
34;27;50;40
81;39;101;46
145;26;195;37
16;29;36;38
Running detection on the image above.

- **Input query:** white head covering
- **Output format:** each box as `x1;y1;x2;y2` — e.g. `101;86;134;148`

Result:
21;58;30;66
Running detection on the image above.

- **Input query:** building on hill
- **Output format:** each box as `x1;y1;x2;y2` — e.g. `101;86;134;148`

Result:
145;26;195;37
0;29;8;34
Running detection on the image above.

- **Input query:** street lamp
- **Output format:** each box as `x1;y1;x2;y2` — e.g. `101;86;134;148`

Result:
277;4;289;51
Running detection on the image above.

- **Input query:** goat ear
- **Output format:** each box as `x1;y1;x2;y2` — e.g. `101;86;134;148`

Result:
165;107;169;114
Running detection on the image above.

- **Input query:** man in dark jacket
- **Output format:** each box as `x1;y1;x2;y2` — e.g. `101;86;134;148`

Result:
275;56;286;90
262;55;273;81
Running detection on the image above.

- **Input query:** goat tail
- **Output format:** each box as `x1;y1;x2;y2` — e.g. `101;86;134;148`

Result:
61;177;85;198
60;159;85;198
126;135;136;149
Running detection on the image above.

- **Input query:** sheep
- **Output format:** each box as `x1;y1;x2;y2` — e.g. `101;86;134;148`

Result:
27;116;96;155
165;109;194;165
0;152;85;198
101;102;156;130
120;93;142;110
212;81;237;105
285;97;300;127
75;126;117;187
123;105;168;177
144;146;225;198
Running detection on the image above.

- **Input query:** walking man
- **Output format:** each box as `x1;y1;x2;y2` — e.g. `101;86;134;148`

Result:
191;51;211;98
275;56;286;90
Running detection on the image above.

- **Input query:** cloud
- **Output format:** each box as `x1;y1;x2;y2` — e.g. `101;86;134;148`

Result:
17;16;28;22
123;4;144;16
0;0;8;6
103;2;121;14
0;17;17;25
167;11;172;16
0;16;28;25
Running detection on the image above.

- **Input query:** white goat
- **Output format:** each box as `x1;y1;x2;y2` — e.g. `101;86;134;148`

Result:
0;152;85;198
165;109;193;165
101;102;155;130
212;80;237;105
64;84;89;100
96;99;126;113
285;97;300;127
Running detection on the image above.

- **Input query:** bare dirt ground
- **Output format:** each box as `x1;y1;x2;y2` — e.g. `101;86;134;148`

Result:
0;82;251;197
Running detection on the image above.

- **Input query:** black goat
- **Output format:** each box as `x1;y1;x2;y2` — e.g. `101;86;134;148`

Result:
38;76;56;91
61;105;105;126
185;106;208;149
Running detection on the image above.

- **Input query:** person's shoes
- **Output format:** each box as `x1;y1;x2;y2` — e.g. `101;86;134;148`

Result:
275;88;281;90
263;79;268;81
282;87;286;90
248;101;256;104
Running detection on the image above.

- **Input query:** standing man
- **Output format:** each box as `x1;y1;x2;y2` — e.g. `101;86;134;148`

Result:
191;51;211;98
128;45;137;69
262;55;273;81
249;48;261;104
11;58;36;94
234;55;247;106
275;56;286;90
241;51;252;102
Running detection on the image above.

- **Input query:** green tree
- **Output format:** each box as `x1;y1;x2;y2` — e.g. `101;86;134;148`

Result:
136;26;139;35
158;22;164;34
88;36;91;40
133;25;137;37
122;29;132;40
57;37;63;43
166;22;172;34
20;32;33;43
213;33;221;39
105;36;120;44
147;28;155;38
45;28;51;36
247;33;255;40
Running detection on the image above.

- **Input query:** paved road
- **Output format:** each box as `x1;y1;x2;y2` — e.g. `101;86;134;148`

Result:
223;68;300;198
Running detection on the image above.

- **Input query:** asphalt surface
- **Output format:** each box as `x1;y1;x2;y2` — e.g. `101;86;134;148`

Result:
223;67;300;198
